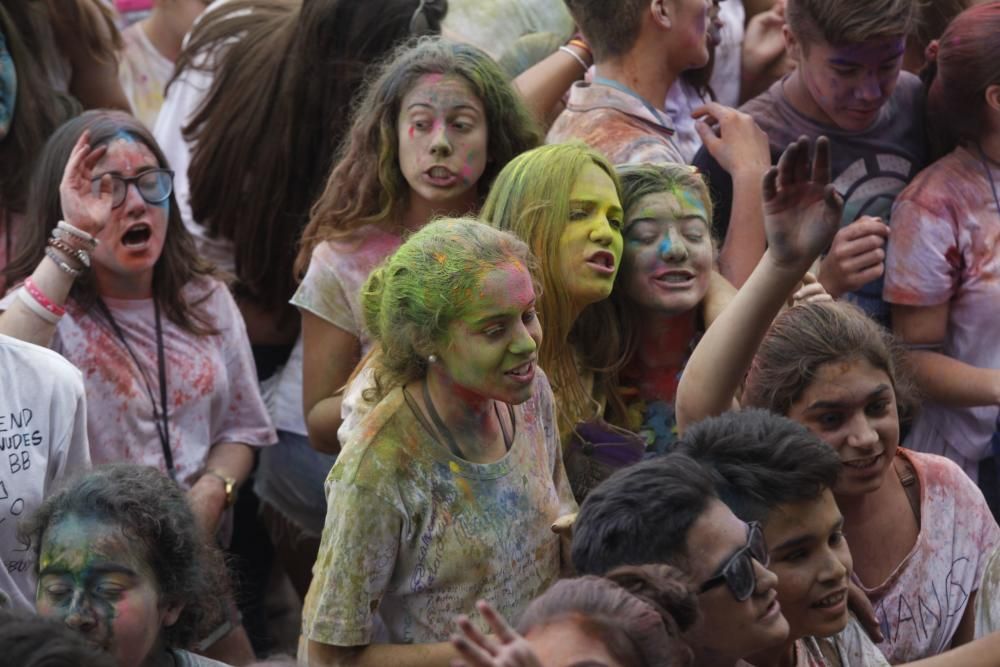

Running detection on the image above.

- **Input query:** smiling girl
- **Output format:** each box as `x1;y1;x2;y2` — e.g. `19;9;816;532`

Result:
676;137;1000;662
301;219;576;667
0;111;275;536
26;463;232;667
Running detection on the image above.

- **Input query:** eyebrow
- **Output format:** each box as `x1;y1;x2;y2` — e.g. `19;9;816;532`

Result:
406;102;482;113
569;198;624;215
39;564;138;578
92;165;159;179
627;214;709;227
828;49;904;67
772;516;845;552
469;299;536;326
805;384;891;411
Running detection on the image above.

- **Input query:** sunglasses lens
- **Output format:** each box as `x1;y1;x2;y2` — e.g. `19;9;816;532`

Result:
138;171;173;203
727;552;757;602
749;523;769;566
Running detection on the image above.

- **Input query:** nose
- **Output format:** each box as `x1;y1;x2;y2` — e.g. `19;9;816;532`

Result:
845;413;879;451
659;228;689;262
122;179;147;215
753;559;778;596
509;319;539;356
818;545;849;585
63;593;98;633
429;123;453;157
589;216;617;247
857;71;883;102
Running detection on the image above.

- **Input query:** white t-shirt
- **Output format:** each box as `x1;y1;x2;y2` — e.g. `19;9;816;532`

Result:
118;21;175;130
0;334;90;612
2;279;276;488
793;617;890;666
441;0;574;59
862;450;1000;662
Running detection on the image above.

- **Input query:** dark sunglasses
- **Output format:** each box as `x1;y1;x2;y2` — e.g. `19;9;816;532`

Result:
91;169;174;209
698;521;769;602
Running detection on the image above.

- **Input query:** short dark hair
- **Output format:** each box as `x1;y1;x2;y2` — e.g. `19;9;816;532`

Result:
22;464;230;649
0;610;115;667
786;0;913;47
675;410;842;524
572;454;718;575
563;0;646;61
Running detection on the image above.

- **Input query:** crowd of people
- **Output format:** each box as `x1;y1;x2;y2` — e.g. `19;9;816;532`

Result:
2;0;1000;665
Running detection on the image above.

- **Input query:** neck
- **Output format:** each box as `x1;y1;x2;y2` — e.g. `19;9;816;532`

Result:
140;12;182;62
401;189;480;231
747;639;798;667
94;268;154;300
977;130;1000;165
141;641;175;667
424;366;500;458
691;646;743;667
595;50;676;113
636;308;697;367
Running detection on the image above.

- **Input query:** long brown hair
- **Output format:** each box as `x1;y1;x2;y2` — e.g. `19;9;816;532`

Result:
176;0;446;314
296;36;542;275
5;111;216;335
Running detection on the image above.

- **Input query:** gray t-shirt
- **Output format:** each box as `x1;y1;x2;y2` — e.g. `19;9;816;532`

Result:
694;72;927;325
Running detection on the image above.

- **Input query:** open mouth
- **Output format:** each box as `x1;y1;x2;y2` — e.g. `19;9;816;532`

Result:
121;223;152;247
586;251;616;275
424;166;458;187
654;269;695;285
504;359;535;383
842;453;883;470
812;589;847;609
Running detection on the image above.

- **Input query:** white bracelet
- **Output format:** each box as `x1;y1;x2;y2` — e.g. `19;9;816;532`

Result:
558;45;590;74
57;220;98;247
17;287;62;324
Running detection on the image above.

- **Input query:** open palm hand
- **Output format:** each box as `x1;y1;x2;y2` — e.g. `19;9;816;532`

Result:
59;130;112;237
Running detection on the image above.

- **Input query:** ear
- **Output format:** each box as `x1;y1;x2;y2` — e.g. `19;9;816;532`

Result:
783;24;801;62
161;601;184;628
986;84;1000;115
650;0;672;30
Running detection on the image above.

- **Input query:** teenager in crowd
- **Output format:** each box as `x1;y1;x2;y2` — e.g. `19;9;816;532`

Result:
572;453;790;667
676;137;1000;662
451;564;698;667
301;218;576;667
884;1;1000;515
288;38;538;596
27;463;233;667
694;0;926;319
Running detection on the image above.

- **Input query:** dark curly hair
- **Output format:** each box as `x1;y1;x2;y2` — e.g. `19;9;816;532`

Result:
0;609;115;667
22;464;230;648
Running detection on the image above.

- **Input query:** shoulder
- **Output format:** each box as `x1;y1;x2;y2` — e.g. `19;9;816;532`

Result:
335;387;418;484
0;333;84;394
895;148;978;211
739;79;781;122
907;449;980;492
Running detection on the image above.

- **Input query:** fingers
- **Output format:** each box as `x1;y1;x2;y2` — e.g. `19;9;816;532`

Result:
451;634;495;667
456;614;497;656
477;601;518;644
774;137;806;189
812;136;832;185
837;216;890;243
762;165;779;203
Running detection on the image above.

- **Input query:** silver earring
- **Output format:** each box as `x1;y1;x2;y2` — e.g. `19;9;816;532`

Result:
428;354;438;364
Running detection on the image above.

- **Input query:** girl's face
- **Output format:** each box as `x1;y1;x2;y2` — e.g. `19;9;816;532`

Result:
786;358;900;497
557;163;624;309
397;74;489;210
667;0;720;70
765;490;853;644
89;134;170;298
621;189;713;316
35;515;181;667
434;261;542;406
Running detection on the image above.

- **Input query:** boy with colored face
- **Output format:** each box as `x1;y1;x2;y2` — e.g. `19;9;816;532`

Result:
676;409;891;666
572;453;790;667
694;0;926;324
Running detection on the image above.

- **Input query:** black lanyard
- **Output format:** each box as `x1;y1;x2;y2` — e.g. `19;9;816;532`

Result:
592;75;673;132
96;297;174;480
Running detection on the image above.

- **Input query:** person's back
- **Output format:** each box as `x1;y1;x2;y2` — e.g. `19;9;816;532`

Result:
694;0;926;325
0;333;89;611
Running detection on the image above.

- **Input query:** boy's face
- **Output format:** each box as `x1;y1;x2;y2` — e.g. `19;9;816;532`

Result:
790;32;906;132
685;500;790;662
763;490;853;643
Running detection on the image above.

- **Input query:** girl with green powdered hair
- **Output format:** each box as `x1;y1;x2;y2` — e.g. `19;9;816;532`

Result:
301;218;576;667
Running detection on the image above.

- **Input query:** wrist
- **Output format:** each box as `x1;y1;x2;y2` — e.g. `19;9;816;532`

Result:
199;468;238;508
815;258;844;299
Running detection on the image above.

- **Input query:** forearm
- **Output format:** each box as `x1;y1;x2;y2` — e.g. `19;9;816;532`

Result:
0;255;77;345
203;441;255;486
905;632;1000;667
718;168;768;287
307;640;457;667
307;395;346;455
676;251;806;431
905;350;1000;408
513;46;588;127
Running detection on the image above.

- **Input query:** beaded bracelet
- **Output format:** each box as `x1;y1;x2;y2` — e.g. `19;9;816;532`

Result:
56;220;98;248
44;246;84;278
17;286;62;324
53;227;96;252
559;45;590;74
23;276;65;319
48;237;91;269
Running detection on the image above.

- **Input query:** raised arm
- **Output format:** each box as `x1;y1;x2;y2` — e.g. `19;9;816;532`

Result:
676;136;842;432
0;131;110;344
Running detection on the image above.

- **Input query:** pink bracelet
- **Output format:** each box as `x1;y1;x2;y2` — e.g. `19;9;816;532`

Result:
24;277;66;318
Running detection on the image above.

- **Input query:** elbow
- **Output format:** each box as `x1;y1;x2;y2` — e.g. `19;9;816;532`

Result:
305;406;343;456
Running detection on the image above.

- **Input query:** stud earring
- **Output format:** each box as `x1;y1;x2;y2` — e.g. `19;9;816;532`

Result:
428;354;438;364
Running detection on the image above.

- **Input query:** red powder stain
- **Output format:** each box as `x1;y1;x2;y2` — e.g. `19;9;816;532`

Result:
408;125;415;139
75;317;139;399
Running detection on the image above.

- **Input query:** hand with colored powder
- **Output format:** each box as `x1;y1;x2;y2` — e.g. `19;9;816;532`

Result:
452;601;543;667
59;130;113;238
